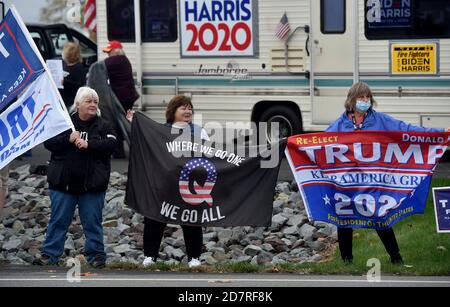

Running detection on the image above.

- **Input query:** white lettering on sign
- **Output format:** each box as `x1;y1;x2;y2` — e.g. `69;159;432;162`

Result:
334;192;405;218
0;32;11;59
299;142;446;166
180;0;255;57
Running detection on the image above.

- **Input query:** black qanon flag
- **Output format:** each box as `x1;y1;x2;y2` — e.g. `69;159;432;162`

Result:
125;112;286;227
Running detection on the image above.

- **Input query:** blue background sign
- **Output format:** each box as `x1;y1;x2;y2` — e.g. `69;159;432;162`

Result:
433;187;450;233
0;9;44;111
367;0;412;28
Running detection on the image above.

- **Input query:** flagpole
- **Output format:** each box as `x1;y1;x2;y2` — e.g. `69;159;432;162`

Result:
10;5;74;131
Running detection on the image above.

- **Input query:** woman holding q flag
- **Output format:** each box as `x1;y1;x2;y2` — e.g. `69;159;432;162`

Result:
326;82;450;264
126;95;208;269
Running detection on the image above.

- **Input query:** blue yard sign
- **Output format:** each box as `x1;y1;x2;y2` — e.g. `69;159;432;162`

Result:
433;187;450;233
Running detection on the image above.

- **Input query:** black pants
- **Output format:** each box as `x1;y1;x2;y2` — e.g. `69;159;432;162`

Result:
143;217;203;260
337;227;400;261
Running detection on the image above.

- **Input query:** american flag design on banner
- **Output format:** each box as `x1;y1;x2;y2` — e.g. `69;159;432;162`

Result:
179;158;217;207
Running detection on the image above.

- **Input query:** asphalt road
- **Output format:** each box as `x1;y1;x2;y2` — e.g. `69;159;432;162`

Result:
0;265;449;287
4;144;450;289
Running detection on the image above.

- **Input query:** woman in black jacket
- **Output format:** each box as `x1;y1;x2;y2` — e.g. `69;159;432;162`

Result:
60;42;87;109
35;87;116;268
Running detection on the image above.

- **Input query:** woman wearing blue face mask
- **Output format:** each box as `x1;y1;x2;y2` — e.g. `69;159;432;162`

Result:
327;82;449;264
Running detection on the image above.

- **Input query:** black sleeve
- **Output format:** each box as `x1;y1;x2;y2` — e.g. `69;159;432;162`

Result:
88;121;117;156
44;130;72;153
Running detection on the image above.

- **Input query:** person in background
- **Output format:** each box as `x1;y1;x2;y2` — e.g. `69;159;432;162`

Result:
326;82;450;264
102;40;139;158
60;42;87;110
34;87;116;268
127;95;206;268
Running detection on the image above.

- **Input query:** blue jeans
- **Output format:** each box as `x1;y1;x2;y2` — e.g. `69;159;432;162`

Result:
42;190;106;264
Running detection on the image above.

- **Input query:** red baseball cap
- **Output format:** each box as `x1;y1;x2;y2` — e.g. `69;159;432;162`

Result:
102;40;123;53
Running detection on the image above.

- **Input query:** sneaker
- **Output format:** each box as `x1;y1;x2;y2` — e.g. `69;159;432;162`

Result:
142;257;156;267
188;258;201;268
90;255;106;269
33;254;57;266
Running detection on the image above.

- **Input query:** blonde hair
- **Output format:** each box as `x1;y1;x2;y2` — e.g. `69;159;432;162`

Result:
344;82;377;112
62;42;81;65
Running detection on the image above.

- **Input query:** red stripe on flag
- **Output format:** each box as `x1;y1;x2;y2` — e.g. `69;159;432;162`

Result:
83;0;96;32
180;194;212;199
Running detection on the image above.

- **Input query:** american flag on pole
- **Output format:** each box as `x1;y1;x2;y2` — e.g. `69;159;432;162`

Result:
83;0;97;32
275;12;291;40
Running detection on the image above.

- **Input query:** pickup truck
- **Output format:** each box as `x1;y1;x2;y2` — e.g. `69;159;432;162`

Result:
27;23;97;68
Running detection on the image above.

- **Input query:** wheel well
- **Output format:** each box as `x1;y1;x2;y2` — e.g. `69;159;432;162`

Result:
251;101;303;131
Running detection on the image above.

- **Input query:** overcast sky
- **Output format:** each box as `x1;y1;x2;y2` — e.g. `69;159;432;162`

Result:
2;0;47;23
2;0;87;35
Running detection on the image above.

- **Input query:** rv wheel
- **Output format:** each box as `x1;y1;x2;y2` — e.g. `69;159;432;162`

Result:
259;105;302;143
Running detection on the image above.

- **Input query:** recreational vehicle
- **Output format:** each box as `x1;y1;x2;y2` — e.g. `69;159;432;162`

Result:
97;0;450;139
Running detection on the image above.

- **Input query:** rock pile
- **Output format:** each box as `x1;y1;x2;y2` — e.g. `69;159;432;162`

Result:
0;165;337;266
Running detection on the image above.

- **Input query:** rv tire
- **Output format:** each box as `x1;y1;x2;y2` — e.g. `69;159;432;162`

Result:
259;105;302;142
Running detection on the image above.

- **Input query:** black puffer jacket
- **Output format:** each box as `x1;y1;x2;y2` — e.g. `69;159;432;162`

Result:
44;113;117;194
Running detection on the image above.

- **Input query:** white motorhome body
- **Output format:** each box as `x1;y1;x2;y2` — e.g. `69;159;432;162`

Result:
96;0;450;136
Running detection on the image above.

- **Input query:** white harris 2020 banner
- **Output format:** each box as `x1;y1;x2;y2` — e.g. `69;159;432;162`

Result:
180;0;256;57
0;73;73;169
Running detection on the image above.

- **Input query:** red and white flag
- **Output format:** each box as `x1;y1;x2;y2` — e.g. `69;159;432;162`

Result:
275;12;291;40
83;0;97;32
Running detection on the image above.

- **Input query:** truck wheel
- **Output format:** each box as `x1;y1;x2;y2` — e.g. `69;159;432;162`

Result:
259;106;302;142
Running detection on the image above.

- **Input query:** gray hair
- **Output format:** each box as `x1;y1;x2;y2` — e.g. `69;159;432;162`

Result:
74;87;99;105
72;87;101;116
110;48;125;56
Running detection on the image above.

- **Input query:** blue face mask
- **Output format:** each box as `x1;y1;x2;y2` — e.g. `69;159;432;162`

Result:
355;100;371;112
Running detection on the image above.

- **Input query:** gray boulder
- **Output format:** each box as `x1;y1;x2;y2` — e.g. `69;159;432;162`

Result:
243;245;262;257
299;224;317;241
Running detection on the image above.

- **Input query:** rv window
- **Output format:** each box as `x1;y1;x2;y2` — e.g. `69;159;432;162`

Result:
365;0;450;39
107;0;177;42
107;0;135;42
321;0;346;34
142;0;177;42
